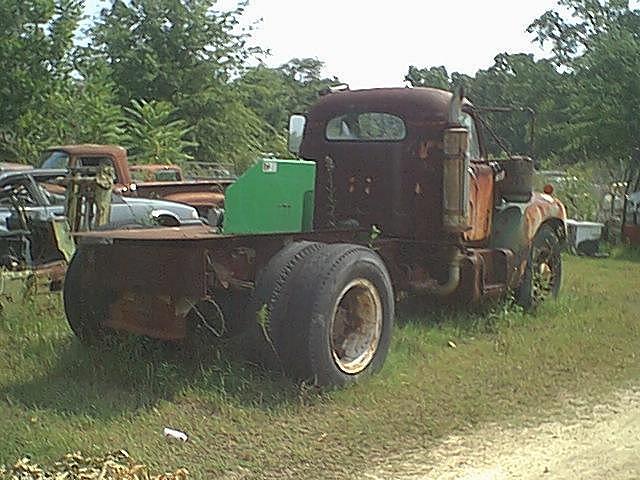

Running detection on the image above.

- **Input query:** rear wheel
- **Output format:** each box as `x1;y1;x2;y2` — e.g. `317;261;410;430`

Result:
517;226;562;310
245;241;328;367
262;244;394;386
63;249;113;345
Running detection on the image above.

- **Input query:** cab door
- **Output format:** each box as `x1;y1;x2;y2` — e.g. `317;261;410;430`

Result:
461;112;494;243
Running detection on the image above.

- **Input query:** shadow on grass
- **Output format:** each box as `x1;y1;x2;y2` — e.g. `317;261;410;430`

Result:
610;245;640;263
1;333;305;420
396;293;524;335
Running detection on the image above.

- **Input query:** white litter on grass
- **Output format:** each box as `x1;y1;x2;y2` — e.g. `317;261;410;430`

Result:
164;427;188;442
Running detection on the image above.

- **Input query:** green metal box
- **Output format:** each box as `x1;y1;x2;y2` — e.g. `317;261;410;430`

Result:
223;159;316;235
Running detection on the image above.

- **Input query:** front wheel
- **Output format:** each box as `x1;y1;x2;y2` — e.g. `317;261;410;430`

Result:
517;225;563;310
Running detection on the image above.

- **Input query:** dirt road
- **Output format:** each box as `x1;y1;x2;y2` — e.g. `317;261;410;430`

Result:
366;386;640;479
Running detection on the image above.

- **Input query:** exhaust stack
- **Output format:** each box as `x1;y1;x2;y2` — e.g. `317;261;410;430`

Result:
442;87;471;233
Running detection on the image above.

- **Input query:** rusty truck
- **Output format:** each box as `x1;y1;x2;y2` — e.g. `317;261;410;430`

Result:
40;144;232;222
63;87;566;387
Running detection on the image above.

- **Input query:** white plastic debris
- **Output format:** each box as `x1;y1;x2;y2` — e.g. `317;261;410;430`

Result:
163;427;188;442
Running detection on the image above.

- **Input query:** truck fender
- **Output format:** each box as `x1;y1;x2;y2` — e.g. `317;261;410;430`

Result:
150;209;181;227
491;192;566;257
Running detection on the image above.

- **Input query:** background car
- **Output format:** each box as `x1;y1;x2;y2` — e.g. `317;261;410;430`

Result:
0;169;203;230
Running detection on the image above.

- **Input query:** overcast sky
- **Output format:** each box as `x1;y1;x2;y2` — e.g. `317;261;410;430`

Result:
85;0;559;88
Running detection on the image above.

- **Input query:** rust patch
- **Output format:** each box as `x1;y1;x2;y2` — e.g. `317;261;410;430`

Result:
161;190;225;208
464;164;494;242
524;192;567;243
106;292;189;340
623;224;640;246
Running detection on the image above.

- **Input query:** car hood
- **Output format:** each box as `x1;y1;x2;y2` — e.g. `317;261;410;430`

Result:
117;195;198;217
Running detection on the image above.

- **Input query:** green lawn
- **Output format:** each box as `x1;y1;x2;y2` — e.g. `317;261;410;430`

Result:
1;254;639;478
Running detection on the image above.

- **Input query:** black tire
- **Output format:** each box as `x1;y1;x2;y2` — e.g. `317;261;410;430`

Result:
154;215;180;227
63;249;112;345
244;241;329;368
517;225;562;310
280;244;394;387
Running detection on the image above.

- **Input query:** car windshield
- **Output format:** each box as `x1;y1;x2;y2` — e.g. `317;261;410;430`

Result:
155;169;180;181
40;150;70;169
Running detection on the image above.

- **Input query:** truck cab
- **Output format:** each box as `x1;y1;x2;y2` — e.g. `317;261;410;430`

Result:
291;87;566;302
295;88;496;242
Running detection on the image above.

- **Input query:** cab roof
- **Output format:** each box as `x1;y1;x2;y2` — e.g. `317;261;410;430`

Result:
47;144;126;157
307;87;463;124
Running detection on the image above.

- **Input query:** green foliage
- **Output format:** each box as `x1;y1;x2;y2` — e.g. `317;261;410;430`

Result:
0;0;88;161
8;73;126;162
527;0;638;65
91;0;255;105
554;164;601;221
236;58;340;134
528;0;640;165
0;0;82;128
124;99;196;165
405;65;450;90
176;86;287;171
90;0;294;168
1;0;638;185
566;28;640;161
404;0;640;178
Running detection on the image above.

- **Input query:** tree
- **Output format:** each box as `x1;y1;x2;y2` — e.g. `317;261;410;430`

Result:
235;65;294;133
91;0;255;104
90;0;287;168
7;70;126;162
470;53;571;160
279;58;340;114
528;0;639;65
124;99;196;165
236;58;341;134
405;65;450;89
0;0;84;158
528;1;640;164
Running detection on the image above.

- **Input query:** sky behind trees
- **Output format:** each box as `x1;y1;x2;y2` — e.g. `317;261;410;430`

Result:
85;0;559;88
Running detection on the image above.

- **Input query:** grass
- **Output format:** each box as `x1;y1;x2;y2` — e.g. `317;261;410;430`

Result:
1;254;639;478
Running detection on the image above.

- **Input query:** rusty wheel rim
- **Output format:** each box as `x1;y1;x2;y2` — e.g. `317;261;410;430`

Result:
532;244;559;304
330;279;382;375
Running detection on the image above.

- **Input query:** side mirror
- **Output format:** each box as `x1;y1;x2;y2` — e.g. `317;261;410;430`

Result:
288;115;306;155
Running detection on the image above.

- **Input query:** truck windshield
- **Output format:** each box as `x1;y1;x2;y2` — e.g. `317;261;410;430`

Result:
130;168;181;182
40;150;69;169
326;112;406;141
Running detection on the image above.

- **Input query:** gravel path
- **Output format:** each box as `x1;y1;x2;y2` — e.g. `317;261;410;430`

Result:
365;387;640;479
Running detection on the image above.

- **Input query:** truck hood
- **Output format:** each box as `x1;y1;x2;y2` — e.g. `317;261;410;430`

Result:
157;191;225;208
